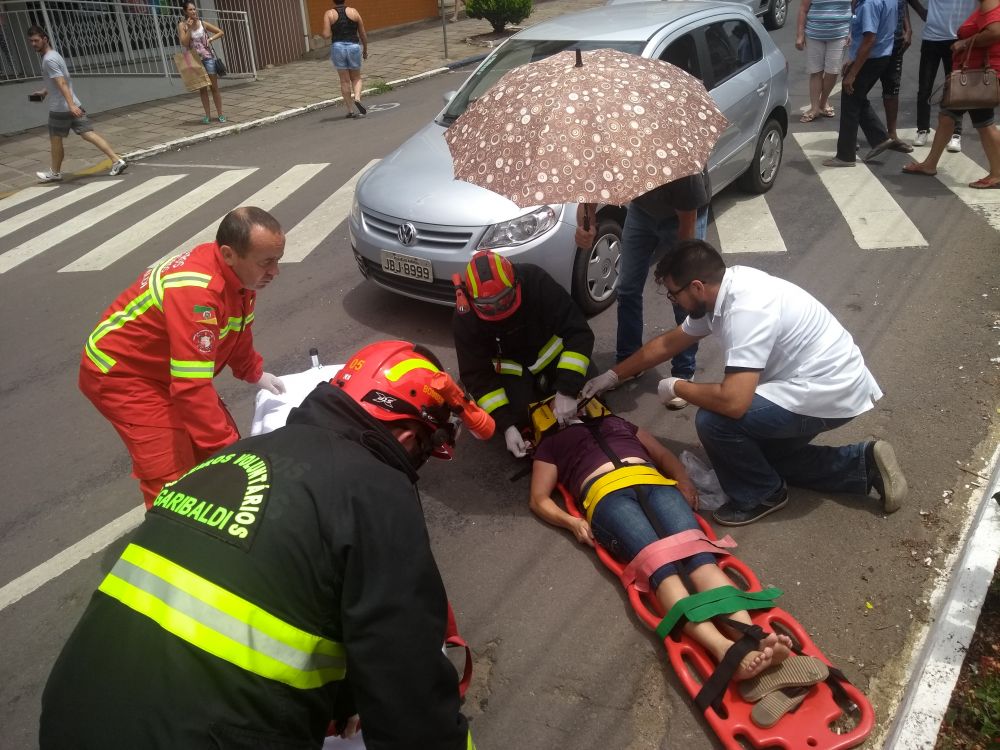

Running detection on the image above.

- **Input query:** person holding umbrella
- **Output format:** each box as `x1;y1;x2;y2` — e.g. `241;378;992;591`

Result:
575;167;711;410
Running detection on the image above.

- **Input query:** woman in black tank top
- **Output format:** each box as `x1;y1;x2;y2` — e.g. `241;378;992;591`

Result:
322;1;368;119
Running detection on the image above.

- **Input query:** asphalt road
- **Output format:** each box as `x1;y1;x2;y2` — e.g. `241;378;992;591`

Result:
1;23;999;750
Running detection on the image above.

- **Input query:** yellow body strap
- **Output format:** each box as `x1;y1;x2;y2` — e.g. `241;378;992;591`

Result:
99;543;346;690
581;465;676;522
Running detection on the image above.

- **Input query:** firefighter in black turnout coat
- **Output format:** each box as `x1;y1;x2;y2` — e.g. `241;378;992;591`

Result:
40;341;484;750
453;250;595;458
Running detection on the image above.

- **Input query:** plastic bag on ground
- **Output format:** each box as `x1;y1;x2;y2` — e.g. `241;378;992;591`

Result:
679;450;729;511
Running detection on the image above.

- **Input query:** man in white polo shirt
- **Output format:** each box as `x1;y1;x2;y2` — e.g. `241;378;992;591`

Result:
581;239;907;526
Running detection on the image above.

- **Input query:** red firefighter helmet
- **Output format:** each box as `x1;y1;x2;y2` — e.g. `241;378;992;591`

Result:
332;340;458;459
464;250;521;321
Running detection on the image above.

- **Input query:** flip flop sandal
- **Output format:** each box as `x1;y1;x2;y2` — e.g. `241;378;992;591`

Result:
751;686;811;728
969;177;1000;189
739;655;829;702
821;106;836;117
800;112;820;123
889;139;914;153
901;165;936;177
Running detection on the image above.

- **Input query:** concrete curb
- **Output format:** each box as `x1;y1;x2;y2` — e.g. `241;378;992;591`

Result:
120;65;455;164
883;445;1000;748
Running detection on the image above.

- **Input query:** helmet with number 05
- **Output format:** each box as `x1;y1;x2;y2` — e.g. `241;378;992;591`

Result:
464;250;521;321
331;340;459;459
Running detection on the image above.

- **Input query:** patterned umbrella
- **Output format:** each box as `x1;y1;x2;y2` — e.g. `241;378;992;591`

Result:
445;48;729;208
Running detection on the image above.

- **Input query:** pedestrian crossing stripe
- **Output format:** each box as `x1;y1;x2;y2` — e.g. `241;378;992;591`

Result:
1;142;998;277
793;131;928;250
61;169;258;272
895;128;1000;233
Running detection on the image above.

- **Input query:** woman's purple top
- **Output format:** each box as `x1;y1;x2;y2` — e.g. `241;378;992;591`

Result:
533;416;651;497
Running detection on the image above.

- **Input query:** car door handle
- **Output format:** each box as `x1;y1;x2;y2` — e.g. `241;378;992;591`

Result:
755;82;768;95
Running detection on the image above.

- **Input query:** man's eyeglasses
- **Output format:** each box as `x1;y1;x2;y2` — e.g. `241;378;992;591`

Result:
655;277;693;303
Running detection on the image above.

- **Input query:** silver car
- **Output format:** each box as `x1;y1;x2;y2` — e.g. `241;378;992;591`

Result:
605;0;789;32
350;2;789;314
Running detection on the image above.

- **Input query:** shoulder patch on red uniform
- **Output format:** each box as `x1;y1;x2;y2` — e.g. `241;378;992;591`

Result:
193;329;216;353
193;305;217;325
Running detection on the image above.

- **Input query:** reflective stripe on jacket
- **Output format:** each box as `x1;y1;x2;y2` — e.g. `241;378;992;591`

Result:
79;243;263;453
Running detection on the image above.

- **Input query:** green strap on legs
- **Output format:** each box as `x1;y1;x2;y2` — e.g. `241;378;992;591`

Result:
655;585;783;640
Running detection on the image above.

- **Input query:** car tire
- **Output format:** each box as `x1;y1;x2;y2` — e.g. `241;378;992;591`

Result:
764;0;787;30
572;215;622;316
738;118;783;194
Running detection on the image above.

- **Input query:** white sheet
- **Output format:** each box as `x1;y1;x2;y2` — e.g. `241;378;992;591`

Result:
250;364;344;436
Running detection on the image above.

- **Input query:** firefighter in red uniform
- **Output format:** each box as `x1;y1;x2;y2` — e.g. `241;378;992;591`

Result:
42;340;487;749
79;206;287;508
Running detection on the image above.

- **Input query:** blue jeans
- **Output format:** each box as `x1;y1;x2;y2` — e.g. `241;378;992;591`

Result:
615;200;709;373
695;395;869;510
590;484;716;589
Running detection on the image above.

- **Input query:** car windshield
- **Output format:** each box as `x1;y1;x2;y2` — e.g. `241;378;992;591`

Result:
437;39;646;125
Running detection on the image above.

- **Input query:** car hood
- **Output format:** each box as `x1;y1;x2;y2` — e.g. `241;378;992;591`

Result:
356;122;547;226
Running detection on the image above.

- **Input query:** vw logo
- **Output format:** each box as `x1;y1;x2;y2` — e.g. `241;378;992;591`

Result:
397;222;418;246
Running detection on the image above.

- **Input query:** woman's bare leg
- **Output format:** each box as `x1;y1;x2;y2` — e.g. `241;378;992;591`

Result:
209;74;224;118
654;573;777;681
337;69;354;115
198;86;210;118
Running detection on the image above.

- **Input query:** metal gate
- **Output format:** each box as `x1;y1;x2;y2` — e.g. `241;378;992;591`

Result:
216;0;306;68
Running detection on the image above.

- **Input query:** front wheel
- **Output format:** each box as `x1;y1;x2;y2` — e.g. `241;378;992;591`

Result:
572;216;622;316
764;0;787;30
738;118;783;194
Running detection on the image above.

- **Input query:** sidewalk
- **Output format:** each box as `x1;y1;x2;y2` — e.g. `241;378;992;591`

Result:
0;0;604;195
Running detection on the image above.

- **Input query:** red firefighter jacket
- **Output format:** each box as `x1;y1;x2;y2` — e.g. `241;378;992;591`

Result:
80;243;263;455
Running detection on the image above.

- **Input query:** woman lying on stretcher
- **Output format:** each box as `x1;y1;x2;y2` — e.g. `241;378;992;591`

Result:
529;413;793;681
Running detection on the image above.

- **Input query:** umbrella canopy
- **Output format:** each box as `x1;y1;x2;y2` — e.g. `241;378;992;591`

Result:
445;48;729;208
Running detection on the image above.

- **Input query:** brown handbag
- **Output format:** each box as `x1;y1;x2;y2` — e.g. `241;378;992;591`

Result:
941;32;1000;109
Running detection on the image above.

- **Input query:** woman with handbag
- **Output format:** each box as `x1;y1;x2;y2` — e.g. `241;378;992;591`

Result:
178;1;226;124
903;0;1000;187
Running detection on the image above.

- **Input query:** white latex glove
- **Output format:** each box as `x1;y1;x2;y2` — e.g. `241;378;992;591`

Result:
657;376;681;405
504;425;527;458
581;369;619;399
255;371;286;395
553;392;578;425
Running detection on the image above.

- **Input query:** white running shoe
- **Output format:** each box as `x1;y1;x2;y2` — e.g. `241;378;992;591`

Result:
913;130;929;147
947;134;962;153
36;170;62;183
109;159;128;176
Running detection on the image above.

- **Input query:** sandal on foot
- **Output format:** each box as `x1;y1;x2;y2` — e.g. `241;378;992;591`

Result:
739;655;829;703
889;139;914;153
751;686;811;727
201;116;211;124
901;163;937;176
821;106;835;117
800;111;820;123
969;176;1000;189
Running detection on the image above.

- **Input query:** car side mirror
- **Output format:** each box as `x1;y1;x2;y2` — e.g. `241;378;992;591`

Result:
443;90;458;105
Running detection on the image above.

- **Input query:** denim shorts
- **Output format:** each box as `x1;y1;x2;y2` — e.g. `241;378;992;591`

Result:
589;484;716;589
941;105;996;129
331;41;362;70
203;56;218;75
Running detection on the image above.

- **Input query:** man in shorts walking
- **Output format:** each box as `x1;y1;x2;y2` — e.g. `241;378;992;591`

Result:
27;25;127;183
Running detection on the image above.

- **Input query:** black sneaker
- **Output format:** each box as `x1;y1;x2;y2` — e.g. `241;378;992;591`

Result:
713;487;788;527
866;440;907;513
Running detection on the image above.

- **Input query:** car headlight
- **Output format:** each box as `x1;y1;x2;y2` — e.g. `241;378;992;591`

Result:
350;194;361;224
478;206;558;249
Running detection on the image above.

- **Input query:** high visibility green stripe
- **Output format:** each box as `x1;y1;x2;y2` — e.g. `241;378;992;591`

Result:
220;316;247;336
467;732;476;750
98;544;346;690
170;359;215;379
493;359;523;376
557;351;590;376
85;289;157;373
162;274;211;290
528;335;563;374
477;389;509;414
148;257;173;311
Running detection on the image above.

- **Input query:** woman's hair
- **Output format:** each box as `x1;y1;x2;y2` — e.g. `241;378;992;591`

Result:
181;2;196;12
